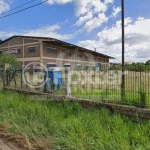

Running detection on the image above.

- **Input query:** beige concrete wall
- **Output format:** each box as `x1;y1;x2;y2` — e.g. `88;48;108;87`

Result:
10;37;23;46
24;38;39;44
0;42;9;48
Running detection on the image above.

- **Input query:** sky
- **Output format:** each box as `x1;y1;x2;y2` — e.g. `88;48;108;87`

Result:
0;0;150;63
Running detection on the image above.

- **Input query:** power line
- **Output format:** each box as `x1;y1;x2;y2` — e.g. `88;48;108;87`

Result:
0;0;39;16
0;0;49;19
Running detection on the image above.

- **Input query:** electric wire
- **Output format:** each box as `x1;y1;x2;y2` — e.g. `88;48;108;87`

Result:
0;0;49;19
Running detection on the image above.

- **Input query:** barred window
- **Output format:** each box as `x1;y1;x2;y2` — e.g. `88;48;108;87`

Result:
77;54;82;59
47;48;57;54
64;51;71;57
28;47;36;53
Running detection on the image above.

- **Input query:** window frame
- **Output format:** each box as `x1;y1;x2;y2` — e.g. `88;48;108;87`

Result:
77;54;82;59
28;46;36;53
47;47;57;54
64;51;71;57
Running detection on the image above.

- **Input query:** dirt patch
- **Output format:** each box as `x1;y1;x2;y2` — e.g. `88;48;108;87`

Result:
0;123;51;150
0;138;19;150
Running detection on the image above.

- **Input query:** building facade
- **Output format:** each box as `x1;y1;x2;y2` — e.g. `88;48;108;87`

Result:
0;36;114;70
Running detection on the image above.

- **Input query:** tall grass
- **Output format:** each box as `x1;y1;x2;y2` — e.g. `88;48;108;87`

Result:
0;90;150;149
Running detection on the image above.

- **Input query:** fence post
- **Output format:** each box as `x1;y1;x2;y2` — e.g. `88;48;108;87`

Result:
65;67;71;97
20;68;23;89
3;63;9;88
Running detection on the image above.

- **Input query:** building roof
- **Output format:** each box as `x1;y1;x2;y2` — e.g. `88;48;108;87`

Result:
0;35;115;59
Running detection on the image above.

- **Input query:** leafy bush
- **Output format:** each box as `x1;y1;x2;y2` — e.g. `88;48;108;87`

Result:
139;90;147;107
0;53;19;68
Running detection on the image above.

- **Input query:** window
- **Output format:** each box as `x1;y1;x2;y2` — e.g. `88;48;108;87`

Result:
64;51;71;57
76;64;82;70
17;49;21;54
85;55;88;60
47;63;57;68
28;47;36;53
64;63;71;68
77;54;82;59
48;48;57;54
11;48;21;54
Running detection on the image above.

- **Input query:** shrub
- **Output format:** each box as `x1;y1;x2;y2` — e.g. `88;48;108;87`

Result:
139;90;147;107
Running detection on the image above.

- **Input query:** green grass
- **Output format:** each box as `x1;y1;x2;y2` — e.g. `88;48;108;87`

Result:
0;91;150;149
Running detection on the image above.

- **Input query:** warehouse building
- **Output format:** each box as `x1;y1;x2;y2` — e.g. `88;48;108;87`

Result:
0;35;114;70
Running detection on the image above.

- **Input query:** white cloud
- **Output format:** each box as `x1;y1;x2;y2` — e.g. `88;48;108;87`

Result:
0;25;74;40
24;25;73;40
78;17;150;63
82;13;108;32
45;0;114;32
0;0;10;14
104;0;114;4
0;31;18;38
46;0;73;5
111;6;121;18
74;0;113;32
75;12;93;26
90;0;107;14
74;0;92;17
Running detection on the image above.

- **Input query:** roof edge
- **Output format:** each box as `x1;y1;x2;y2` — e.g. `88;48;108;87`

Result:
0;35;115;59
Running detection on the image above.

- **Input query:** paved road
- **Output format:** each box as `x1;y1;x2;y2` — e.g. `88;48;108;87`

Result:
0;139;18;150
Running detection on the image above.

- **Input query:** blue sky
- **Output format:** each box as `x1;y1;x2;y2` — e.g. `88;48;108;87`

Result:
0;0;150;63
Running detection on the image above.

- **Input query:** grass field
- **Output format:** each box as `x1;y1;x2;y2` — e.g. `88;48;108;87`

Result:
0;90;150;149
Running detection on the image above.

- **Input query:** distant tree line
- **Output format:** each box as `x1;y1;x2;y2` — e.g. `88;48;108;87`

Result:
110;60;150;72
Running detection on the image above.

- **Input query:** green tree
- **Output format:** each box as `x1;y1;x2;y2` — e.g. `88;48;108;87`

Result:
146;60;150;65
0;53;18;68
0;39;2;43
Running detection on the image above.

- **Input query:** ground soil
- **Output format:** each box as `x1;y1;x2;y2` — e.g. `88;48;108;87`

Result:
0;138;19;150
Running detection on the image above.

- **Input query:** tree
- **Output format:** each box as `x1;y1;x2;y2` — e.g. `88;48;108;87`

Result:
0;53;19;68
146;60;150;65
0;39;2;43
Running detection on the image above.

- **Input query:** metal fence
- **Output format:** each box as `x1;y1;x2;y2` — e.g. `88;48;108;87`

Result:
71;65;150;107
2;65;150;108
5;68;66;95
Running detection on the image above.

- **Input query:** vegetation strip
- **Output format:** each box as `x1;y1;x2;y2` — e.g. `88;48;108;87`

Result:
0;90;150;149
4;87;150;120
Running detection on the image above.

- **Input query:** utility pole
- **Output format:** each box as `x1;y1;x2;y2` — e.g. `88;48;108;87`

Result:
121;0;125;100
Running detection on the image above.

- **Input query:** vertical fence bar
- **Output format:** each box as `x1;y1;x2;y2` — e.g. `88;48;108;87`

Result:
21;69;23;90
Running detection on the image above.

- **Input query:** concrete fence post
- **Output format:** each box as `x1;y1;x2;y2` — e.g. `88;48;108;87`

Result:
3;63;9;88
65;67;71;97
